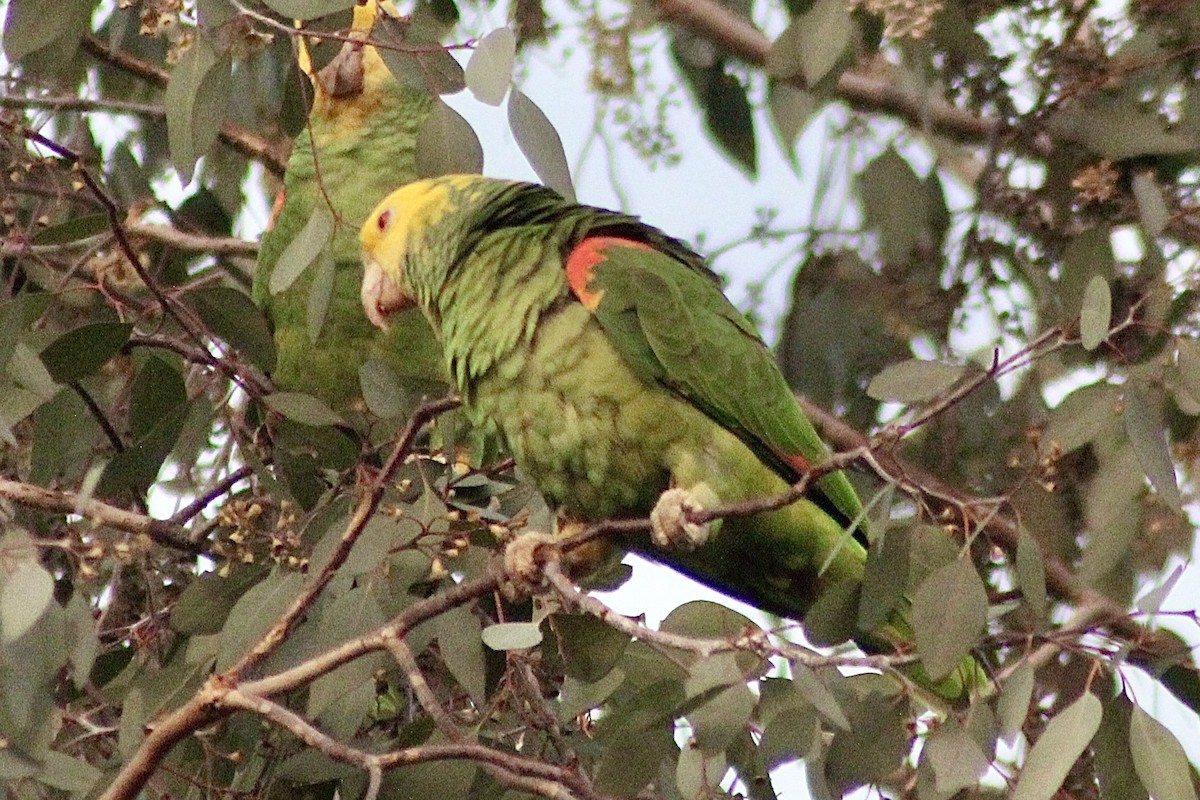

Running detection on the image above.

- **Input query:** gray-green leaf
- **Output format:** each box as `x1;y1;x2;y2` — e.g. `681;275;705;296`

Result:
867;358;966;403
165;37;231;181
465;27;515;105
481;621;543;650
1079;275;1111;351
263;392;345;427
268;204;334;296
508;88;575;201
1123;385;1182;510
1129;704;1198;800
1011;692;1102;800
416;100;485;178
912;558;987;681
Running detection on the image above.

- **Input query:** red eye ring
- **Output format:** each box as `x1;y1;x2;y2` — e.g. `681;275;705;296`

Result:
377;209;391;230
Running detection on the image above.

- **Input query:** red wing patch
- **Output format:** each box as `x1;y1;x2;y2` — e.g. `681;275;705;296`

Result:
267;188;287;232
565;236;652;311
775;448;814;479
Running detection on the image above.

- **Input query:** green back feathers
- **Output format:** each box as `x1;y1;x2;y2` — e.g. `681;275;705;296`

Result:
376;176;865;528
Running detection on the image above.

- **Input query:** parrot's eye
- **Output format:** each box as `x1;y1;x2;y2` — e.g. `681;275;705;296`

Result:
377;209;391;231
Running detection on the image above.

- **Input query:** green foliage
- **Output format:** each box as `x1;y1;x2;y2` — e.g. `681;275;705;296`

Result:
1;0;1199;798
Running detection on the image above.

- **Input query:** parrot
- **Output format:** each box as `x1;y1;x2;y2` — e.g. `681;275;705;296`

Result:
358;175;985;700
252;0;446;412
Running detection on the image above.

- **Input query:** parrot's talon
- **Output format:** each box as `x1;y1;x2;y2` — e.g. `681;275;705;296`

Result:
502;532;559;596
650;487;709;551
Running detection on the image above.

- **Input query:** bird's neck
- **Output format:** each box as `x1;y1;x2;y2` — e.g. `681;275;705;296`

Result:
431;227;571;398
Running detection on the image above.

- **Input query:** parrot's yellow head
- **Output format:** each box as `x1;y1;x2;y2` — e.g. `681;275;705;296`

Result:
298;0;400;121
359;175;486;329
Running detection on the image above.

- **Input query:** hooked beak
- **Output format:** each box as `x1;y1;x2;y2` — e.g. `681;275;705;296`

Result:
360;256;412;330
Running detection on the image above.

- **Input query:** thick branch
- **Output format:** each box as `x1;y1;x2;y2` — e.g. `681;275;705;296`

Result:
78;35;288;176
0;477;202;554
654;0;1002;144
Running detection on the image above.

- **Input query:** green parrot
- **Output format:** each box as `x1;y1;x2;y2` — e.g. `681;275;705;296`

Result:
359;175;983;700
252;1;446;412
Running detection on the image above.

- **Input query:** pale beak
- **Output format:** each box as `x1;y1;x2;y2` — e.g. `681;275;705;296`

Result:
360;256;411;330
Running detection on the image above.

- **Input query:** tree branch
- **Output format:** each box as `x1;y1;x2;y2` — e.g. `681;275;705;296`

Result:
543;557;914;673
225;395;462;677
796;397;1195;674
77;35;288;176
653;0;1003;145
0;477;203;554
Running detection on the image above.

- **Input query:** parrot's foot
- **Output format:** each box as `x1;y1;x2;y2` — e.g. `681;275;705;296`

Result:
502;531;559;596
650;487;710;551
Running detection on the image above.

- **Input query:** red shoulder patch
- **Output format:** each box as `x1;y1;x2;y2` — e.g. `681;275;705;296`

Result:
776;449;814;478
267;188;287;232
565;236;652;311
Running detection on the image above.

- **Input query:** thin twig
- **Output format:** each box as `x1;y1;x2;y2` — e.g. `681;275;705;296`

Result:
797;397;1190;674
169;465;255;525
543;558;912;672
5;122;271;397
225;395;462;678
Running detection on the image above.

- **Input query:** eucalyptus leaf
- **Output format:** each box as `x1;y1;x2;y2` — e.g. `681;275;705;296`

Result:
262;392;345;427
767;82;816;158
31;213;110;245
508;88;575;201
480;621;543;650
376;15;465;95
464;27;515;105
305;251;336;343
436;604;486;704
358;358;406;418
1123;385;1182;510
1079;275;1111;351
184;285;277;373
39;322;134;383
912;558;987;681
268;204;334;296
867;358;966;403
416;100;484;177
1015;529;1048;618
860;148;927;264
1131;171;1170;237
1177;338;1200;404
925;720;989;794
676;744;726;799
1011;692;1102;800
165;36;231;180
0;557;54;642
552;612;630;681
1129;704;1198;800
766;0;852;86
260;0;356;20
684;652;755;753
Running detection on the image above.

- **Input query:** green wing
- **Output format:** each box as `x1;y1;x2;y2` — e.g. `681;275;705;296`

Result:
569;236;865;527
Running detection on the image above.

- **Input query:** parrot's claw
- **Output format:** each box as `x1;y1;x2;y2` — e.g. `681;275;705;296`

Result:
502;531;559;596
650;487;709;551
